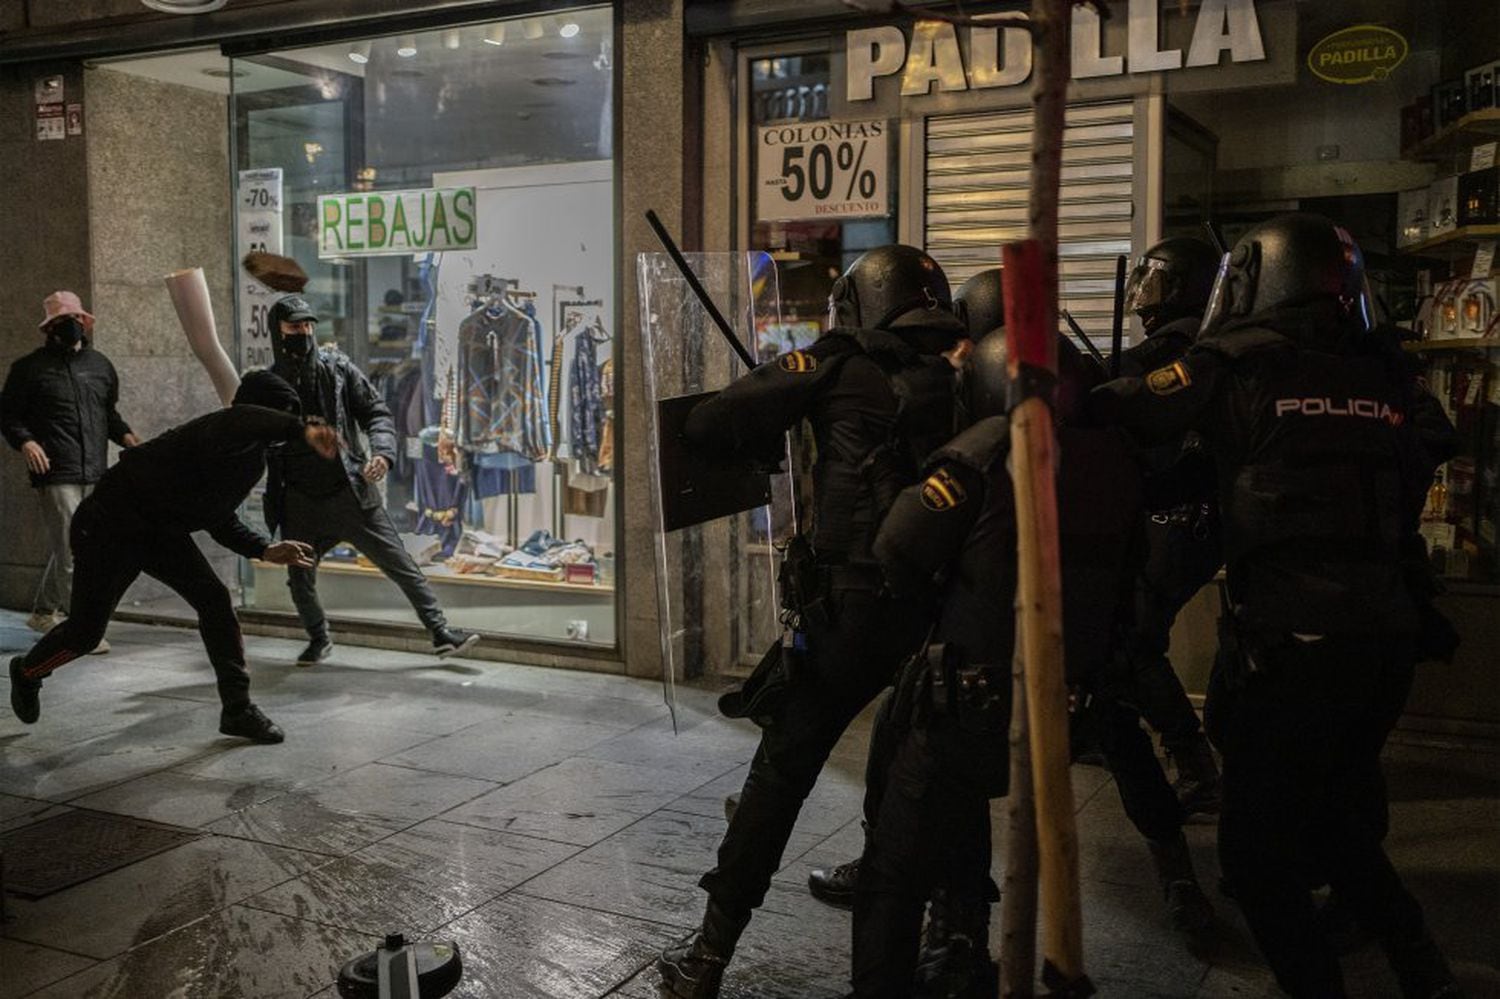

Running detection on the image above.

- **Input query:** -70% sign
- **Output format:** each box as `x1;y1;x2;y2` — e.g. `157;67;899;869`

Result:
756;119;889;222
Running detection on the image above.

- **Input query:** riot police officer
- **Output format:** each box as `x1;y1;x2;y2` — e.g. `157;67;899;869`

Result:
656;246;967;999
1117;236;1224;816
1092;214;1463;999
856;309;1140;998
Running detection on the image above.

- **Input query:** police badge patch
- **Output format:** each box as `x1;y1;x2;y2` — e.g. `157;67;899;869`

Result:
778;350;817;373
920;468;967;511
1146;361;1191;395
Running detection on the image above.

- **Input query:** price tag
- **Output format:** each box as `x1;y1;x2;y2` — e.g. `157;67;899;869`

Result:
1472;241;1496;279
757;119;889;222
237;168;285;370
1470;141;1497;172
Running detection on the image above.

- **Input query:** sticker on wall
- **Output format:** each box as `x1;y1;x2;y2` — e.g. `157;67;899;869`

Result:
35;103;65;141
65;104;83;137
34;75;63;104
1307;24;1408;84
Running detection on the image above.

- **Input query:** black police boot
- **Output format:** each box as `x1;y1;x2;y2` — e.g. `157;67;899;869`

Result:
9;656;42;725
808;856;861;910
1148;834;1215;946
433;627;479;658
1168;737;1222;818
1385;926;1464;999
219;703;285;744
915;889;998;998
657;900;749;999
297;635;333;668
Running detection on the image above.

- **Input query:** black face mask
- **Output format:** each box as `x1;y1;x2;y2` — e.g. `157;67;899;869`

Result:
281;332;314;359
47;317;86;348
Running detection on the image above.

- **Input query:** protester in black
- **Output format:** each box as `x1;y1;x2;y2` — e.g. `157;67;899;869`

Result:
1092;214;1462;999
8;371;332;744
656;245;966;999
264;295;476;665
1;290;139;638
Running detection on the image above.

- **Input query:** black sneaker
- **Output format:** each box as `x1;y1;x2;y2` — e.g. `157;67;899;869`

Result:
9;656;42;725
219;703;285;744
433;628;479;658
297;636;333;668
808;857;860;910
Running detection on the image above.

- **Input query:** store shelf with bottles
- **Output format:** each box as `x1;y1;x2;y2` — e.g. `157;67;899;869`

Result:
1398;224;1500;260
1402;108;1500;163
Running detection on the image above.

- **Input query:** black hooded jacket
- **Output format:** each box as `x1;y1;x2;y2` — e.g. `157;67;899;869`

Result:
88;404;306;559
1;339;132;487
265;332;397;531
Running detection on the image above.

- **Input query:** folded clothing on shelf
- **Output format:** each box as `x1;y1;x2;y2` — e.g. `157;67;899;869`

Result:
400;533;444;565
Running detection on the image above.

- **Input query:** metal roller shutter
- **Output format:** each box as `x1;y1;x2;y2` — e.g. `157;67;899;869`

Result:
924;100;1136;341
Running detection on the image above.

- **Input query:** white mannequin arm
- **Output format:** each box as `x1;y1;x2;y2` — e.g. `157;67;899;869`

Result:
165;267;239;407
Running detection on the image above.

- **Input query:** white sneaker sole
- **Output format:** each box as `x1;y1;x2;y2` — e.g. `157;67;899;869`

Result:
435;633;480;659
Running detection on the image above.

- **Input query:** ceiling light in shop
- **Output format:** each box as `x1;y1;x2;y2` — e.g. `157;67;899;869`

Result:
396;34;418;57
140;0;227;12
347;41;371;64
484;24;506;46
559;21;580;38
443;29;462;51
522;19;545;41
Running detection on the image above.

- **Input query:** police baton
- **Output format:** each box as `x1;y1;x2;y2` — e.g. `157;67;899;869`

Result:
643;210;758;371
1060;310;1107;369
1110;254;1127;379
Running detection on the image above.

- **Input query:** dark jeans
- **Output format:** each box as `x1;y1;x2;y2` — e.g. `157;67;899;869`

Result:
1128;517;1223;754
700;588;925;919
1210;637;1430;998
853;716;993;998
281;486;446;640
17;500;251;709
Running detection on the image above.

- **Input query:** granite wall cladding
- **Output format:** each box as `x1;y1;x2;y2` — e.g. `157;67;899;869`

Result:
85;67;238;602
0;62;93;609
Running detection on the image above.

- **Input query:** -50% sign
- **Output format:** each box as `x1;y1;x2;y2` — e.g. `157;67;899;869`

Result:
757;119;888;222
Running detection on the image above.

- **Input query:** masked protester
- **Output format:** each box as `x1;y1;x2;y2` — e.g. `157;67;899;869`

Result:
1113;237;1227;817
1;291;139;646
8;371;334;743
1092;214;1464;999
263;295;476;666
656;246;966;999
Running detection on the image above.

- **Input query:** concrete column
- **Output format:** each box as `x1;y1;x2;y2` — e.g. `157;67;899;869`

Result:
0;62;92;610
619;0;687;680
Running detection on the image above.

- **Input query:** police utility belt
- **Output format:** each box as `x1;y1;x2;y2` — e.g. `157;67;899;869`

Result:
893;641;1007;731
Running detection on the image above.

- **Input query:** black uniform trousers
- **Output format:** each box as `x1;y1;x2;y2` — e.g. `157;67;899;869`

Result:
17;500;251;709
1208;636;1429;998
281;486;446;640
853;711;995;999
1083;690;1184;844
1127;515;1222;755
700;587;926;919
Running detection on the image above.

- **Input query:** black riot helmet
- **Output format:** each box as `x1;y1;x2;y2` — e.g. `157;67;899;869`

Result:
828;244;965;352
954;268;1005;341
963;328;1101;425
1200;213;1373;334
1123;237;1219;333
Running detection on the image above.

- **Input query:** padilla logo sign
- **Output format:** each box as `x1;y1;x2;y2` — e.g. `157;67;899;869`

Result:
317;187;477;258
1306;25;1408;84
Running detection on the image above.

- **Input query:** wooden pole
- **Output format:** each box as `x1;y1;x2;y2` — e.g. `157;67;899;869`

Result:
1002;1;1092;994
1001;651;1039;998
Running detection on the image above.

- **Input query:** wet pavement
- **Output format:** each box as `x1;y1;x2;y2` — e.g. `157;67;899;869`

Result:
2;611;1497;998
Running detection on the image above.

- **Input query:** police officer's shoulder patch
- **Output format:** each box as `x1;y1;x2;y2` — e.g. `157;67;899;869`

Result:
920;468;967;512
1146;361;1191;395
778;350;818;373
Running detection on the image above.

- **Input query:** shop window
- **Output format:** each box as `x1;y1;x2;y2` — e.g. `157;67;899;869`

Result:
230;8;618;645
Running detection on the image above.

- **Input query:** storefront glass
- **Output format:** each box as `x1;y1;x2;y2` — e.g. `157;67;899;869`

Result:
229;8;619;646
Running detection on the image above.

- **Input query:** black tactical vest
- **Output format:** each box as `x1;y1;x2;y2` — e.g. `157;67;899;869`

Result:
808;328;958;564
1200;323;1420;636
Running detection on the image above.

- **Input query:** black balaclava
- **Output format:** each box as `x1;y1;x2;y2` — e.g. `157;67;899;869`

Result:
45;317;88;350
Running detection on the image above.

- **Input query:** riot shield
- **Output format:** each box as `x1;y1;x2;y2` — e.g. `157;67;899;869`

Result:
638;251;795;725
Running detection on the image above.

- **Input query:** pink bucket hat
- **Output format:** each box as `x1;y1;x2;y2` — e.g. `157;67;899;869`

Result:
39;290;95;333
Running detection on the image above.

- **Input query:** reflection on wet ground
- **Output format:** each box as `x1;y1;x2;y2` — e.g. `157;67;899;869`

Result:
2;612;1497;997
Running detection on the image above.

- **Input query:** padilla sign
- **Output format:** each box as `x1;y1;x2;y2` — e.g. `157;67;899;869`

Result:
1306;25;1408;84
847;0;1266;100
316;187;476;258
